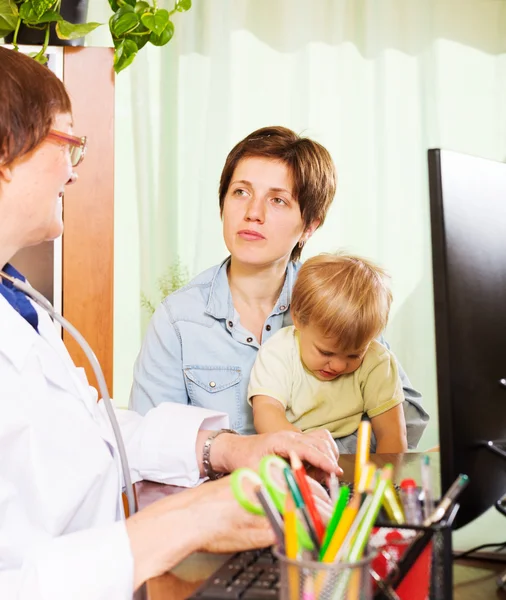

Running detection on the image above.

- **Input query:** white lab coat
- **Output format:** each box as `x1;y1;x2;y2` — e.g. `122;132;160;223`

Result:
0;295;229;600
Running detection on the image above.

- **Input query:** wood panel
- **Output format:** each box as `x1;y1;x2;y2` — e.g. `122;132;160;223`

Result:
62;47;114;394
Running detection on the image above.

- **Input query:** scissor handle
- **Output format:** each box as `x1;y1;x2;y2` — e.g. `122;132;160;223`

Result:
258;455;290;511
230;468;265;515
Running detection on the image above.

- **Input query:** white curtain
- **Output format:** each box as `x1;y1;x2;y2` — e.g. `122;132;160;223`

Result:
88;1;506;454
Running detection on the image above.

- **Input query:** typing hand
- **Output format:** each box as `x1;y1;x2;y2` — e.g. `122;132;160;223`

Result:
302;428;341;486
195;476;276;554
220;430;343;477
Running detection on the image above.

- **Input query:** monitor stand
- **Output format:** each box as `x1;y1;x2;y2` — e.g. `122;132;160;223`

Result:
483;441;506;589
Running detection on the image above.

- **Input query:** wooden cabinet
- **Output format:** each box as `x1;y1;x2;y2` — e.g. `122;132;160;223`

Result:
62;47;115;394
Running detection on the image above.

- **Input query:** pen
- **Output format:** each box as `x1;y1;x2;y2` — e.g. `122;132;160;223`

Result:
283;467;321;554
421;455;434;522
424;473;469;525
289;451;326;542
399;478;422;525
254;485;285;552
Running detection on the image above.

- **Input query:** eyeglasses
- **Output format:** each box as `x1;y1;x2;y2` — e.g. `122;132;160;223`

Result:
47;130;87;167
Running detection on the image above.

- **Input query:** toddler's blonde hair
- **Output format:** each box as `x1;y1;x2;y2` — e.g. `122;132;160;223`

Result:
291;253;392;351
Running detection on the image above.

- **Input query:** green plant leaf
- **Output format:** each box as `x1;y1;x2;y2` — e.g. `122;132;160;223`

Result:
108;0;120;10
55;19;101;40
176;0;191;12
122;0;137;6
28;50;48;64
0;0;18;35
110;5;139;37
114;37;137;73
134;1;149;13
31;0;55;19
141;8;168;36
31;9;61;23
19;1;38;22
149;19;173;46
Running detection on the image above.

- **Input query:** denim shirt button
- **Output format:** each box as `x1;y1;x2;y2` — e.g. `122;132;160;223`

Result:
266;324;271;331
228;321;233;327
246;337;253;343
209;381;216;388
279;305;287;311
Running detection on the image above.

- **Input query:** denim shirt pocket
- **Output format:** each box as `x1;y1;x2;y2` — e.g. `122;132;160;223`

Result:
183;365;242;430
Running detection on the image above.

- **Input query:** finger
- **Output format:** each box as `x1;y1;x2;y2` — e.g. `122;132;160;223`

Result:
317;430;340;463
306;476;331;505
313;494;334;525
292;438;343;476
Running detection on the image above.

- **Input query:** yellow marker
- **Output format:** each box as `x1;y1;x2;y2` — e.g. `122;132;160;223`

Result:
354;421;371;489
383;479;405;524
284;494;299;600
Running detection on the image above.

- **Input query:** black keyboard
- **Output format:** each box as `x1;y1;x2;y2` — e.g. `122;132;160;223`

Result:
188;547;279;599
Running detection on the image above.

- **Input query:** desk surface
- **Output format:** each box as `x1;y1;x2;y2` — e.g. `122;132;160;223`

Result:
137;452;506;600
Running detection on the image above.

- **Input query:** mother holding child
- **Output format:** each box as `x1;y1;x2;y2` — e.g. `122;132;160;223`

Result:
130;126;429;455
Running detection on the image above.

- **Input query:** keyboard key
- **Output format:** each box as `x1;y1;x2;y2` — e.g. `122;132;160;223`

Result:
199;585;242;598
242;589;278;599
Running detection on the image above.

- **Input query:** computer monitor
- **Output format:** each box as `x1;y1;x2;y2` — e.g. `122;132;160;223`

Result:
428;149;506;529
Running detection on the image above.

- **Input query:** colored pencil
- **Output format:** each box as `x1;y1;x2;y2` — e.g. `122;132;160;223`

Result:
289;451;325;542
354;421;371;489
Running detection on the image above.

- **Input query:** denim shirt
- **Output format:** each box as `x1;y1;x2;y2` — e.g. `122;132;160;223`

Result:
130;258;429;445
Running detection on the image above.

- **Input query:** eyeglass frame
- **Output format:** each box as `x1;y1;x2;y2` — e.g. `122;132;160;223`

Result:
47;129;87;167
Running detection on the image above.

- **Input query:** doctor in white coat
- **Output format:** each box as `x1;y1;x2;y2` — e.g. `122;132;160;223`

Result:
0;48;340;600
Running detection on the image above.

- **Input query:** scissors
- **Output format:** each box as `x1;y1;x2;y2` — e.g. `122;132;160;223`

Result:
230;454;314;551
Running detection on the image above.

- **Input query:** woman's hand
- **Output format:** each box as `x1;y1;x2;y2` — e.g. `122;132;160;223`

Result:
212;430;343;477
194;477;275;553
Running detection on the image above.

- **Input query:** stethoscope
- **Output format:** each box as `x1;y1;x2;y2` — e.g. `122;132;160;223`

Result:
0;270;137;517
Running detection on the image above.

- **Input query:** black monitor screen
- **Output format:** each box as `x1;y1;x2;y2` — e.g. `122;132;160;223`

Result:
428;149;506;529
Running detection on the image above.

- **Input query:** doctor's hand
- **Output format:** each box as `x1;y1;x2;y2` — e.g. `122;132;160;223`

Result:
194;476;276;554
194;476;333;553
211;430;343;478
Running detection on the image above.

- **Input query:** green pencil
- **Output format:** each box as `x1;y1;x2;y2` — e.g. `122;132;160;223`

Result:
319;485;350;560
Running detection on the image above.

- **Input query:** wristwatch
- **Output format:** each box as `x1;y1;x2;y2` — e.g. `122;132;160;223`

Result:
202;428;238;480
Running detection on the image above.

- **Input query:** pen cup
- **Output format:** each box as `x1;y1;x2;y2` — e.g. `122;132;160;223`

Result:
272;546;375;600
369;528;432;600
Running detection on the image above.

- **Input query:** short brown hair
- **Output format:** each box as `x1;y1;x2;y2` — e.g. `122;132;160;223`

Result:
0;47;72;166
218;126;337;261
291;253;393;351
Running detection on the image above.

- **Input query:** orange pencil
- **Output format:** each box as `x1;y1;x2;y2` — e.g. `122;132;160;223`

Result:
289;451;325;542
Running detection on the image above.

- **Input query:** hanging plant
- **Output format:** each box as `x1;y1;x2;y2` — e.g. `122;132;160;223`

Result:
0;0;192;72
0;1;101;64
109;0;191;73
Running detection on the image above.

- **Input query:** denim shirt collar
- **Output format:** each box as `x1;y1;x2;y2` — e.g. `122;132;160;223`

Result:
204;257;299;321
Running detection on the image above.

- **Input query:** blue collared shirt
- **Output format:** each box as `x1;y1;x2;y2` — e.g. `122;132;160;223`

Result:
130;258;297;434
0;263;39;333
130;257;429;444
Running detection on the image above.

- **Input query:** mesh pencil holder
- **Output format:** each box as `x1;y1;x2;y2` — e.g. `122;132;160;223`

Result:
272;546;375;600
372;504;460;600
